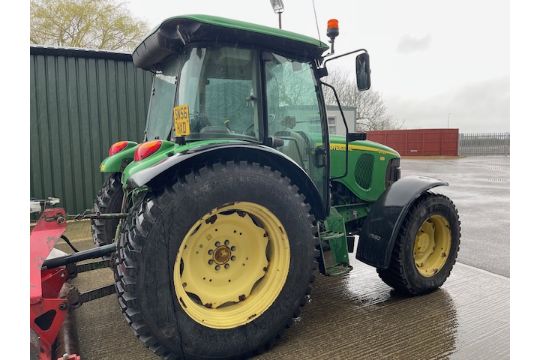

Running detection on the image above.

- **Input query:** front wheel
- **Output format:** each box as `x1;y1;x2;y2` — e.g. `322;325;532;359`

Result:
377;193;461;295
114;161;318;359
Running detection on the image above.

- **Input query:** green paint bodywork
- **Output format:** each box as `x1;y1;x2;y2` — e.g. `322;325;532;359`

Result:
334;203;370;225
148;14;329;53
329;135;400;202
99;141;138;173
120;139;247;185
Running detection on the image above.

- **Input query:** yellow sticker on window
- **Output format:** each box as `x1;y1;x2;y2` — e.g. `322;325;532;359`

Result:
173;104;191;137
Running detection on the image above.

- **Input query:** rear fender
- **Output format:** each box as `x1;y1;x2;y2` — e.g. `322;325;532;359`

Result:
125;144;327;220
100;141;138;173
356;176;448;268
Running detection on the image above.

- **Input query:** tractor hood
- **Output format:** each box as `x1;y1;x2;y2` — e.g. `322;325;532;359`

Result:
132;15;329;71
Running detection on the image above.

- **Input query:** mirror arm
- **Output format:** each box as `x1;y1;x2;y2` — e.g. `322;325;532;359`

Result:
321;80;350;181
322;48;367;67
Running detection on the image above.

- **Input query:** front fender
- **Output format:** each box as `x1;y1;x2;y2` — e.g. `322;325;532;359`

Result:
356;176;448;269
125;143;328;220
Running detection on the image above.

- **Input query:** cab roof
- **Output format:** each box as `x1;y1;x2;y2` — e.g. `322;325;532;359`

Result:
132;14;329;70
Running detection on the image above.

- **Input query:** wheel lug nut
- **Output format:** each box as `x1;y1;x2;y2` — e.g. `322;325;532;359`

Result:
215;241;221;247
215;265;221;271
208;249;214;255
231;246;236;251
225;240;230;246
224;263;230;269
208;260;214;265
231;256;236;261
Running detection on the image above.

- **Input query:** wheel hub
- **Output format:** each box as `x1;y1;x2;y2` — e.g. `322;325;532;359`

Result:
213;244;232;264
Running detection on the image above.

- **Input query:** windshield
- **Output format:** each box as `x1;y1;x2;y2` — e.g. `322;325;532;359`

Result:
144;57;182;140
177;47;261;140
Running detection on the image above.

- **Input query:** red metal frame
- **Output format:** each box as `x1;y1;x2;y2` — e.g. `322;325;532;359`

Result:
30;208;80;360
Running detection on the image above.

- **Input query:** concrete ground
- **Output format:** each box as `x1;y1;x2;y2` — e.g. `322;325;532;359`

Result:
58;155;510;359
401;156;510;277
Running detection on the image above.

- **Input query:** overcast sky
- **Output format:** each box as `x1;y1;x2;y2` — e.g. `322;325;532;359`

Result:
126;0;509;132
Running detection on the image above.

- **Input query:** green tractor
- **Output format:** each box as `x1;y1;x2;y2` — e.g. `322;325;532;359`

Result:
92;15;460;359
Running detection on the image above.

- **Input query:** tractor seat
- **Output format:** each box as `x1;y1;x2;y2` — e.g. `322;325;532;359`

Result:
274;130;308;169
200;125;232;134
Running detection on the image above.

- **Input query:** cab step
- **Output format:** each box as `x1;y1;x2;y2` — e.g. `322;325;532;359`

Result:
318;230;353;276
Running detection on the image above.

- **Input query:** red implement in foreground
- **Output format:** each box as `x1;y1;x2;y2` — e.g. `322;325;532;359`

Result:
30;200;120;360
30;207;80;360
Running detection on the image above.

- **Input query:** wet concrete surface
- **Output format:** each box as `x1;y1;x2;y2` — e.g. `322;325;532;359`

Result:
65;240;509;360
61;156;510;359
401;156;510;277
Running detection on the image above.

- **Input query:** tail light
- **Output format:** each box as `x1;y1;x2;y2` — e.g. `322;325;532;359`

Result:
134;140;162;161
108;141;129;156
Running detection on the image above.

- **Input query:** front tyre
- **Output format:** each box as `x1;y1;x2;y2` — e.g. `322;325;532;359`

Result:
377;193;461;295
115;161;318;359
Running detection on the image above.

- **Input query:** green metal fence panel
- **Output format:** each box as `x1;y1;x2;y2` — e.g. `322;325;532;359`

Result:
30;46;153;214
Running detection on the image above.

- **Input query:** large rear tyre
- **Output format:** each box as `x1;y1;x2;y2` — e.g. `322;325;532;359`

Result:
115;161;318;359
377;193;461;295
91;173;123;247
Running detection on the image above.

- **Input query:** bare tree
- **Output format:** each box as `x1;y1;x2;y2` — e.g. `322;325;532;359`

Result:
30;0;148;51
322;69;401;130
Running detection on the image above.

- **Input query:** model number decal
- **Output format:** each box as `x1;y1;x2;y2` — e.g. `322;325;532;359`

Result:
329;143;395;155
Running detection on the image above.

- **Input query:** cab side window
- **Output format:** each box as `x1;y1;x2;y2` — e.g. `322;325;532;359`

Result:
264;52;326;196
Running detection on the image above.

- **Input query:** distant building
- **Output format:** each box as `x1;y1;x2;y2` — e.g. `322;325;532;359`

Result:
326;105;356;136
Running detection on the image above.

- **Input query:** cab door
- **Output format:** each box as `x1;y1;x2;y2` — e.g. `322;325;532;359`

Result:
263;52;329;209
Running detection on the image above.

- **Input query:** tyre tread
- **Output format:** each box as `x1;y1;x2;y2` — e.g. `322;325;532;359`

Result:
91;173;123;247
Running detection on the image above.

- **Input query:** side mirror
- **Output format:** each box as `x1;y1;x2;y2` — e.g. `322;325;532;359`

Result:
356;52;371;91
347;132;367;142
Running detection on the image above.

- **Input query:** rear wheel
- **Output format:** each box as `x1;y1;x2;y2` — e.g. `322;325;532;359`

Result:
114;161;318;359
91;173;123;247
377;193;461;295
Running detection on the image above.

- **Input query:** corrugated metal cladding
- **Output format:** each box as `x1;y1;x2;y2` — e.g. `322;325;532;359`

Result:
30;46;153;213
366;129;459;156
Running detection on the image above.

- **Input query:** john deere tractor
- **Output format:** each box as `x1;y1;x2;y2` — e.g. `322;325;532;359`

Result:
92;15;460;359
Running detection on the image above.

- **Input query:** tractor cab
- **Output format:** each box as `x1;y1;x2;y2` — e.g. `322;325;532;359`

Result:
145;44;323;162
133;15;333;201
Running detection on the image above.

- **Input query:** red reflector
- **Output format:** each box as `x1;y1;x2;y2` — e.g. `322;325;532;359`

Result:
327;19;339;30
108;141;129;156
134;140;162;161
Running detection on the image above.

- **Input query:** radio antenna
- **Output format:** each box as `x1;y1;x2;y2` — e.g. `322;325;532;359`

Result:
311;0;321;43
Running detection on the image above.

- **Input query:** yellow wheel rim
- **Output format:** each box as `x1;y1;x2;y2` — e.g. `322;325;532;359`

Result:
413;215;452;277
173;202;290;329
